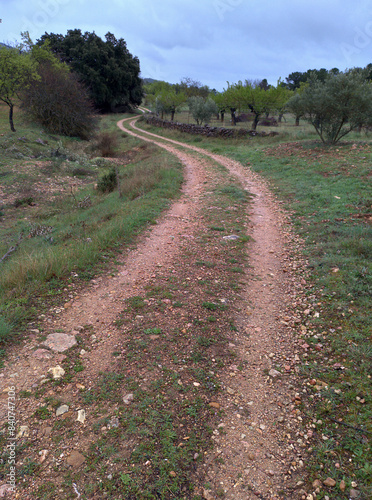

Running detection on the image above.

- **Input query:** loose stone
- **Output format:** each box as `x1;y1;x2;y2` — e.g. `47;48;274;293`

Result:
56;405;69;416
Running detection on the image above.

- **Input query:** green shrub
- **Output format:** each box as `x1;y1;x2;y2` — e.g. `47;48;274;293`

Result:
14;196;34;208
97;168;117;193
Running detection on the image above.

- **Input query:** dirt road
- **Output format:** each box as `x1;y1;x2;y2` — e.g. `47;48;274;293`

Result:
116;117;309;499
0;116;309;499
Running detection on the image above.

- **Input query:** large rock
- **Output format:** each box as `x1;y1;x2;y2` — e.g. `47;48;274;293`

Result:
43;333;76;352
67;451;85;468
32;348;53;360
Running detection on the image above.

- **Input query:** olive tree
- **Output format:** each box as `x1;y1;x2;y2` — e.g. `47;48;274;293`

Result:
286;70;372;143
188;96;218;125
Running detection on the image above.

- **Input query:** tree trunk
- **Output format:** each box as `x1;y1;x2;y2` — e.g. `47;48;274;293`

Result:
221;111;224;123
9;104;16;132
252;113;260;130
171;109;175;121
278;113;283;123
295;115;300;126
230;108;236;126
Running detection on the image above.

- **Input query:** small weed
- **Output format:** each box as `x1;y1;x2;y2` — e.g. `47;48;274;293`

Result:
14;196;34;207
0;316;13;343
196;260;216;268
197;336;215;347
18;458;40;477
231;266;244;273
218;184;248;202
125;296;146;311
19;390;32;398
202;301;227;311
73;360;84;372
144;327;162;335
34;406;52;420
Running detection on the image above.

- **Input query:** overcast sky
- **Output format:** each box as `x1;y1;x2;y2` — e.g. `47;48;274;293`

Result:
2;0;372;90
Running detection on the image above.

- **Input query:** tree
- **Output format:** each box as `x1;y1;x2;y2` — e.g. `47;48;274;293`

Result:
239;81;278;130
38;30;143;112
221;82;245;125
21;61;96;139
188;96;218;125
156;90;186;121
285;81;308;126
286;70;372;143
285;68;329;90
176;77;210;98
0;46;38;131
269;82;293;122
258;78;271;91
143;80;172;106
212;92;228;123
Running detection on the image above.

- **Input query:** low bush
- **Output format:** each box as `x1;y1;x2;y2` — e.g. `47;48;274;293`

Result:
21;62;97;139
94;132;119;157
96;168;117;193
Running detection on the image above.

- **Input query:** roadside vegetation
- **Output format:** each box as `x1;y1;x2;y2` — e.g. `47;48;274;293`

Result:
0;105;183;360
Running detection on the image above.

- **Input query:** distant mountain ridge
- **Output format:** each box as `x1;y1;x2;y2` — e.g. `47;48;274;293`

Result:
142;77;174;86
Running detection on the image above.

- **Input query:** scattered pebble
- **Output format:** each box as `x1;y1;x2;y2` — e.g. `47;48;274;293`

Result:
123;393;134;405
323;477;336;487
222;235;240;240
67;451;85;468
16;426;29;438
48;365;65;380
56;404;69;416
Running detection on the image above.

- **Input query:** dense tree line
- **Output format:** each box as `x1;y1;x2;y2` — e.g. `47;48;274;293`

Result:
0;30;143;135
37;30;143;113
2;31;372;145
145;65;372;143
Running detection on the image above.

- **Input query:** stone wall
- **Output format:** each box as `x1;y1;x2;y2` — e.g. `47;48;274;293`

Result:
143;115;279;139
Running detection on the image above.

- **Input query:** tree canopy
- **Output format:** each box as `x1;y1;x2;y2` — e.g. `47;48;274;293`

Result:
37;30;143;112
216;80;291;129
284;68;333;90
286;70;372;143
155;90;186;121
188;96;218;125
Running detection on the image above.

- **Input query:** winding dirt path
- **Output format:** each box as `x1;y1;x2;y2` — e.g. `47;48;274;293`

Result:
116;117;307;499
0;116;308;499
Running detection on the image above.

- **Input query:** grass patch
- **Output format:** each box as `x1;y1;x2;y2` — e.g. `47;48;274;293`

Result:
0;110;183;345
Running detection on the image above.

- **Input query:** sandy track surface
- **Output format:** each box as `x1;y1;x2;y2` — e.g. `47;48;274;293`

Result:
116;117;307;499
